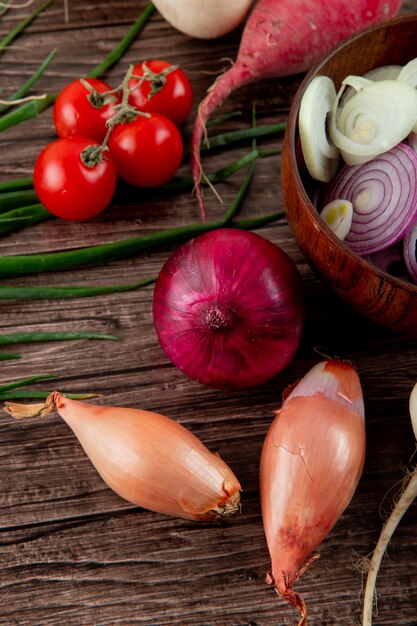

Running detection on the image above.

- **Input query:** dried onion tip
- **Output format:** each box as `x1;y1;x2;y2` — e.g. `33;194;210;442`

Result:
260;360;366;625
4;392;241;521
153;228;305;390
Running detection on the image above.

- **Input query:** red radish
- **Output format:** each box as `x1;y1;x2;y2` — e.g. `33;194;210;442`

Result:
191;0;402;220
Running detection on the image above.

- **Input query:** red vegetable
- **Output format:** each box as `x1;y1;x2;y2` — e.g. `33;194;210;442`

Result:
153;228;305;390
33;136;117;221
191;0;402;220
260;360;366;625
53;78;121;143
108;113;183;187
128;59;193;126
324;143;417;255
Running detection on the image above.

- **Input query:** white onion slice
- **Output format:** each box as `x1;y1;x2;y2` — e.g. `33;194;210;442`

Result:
329;80;417;165
324;143;417;255
364;65;402;81
403;222;417;284
320;199;353;240
397;57;417;87
298;76;340;182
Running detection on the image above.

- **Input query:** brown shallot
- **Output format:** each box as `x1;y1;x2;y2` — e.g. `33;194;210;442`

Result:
5;392;241;521
260;359;366;625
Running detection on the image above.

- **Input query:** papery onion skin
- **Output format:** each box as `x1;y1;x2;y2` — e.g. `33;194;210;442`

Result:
260;360;365;621
324;143;417;255
153;228;305;390
5;392;241;521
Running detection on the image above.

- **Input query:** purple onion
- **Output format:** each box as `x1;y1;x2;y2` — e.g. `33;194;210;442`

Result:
153;229;305;390
363;243;408;280
403;222;417;284
324;143;417;255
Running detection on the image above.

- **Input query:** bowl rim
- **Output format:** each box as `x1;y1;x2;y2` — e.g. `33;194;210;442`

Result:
285;13;417;295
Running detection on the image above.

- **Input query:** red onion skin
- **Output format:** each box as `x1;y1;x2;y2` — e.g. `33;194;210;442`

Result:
260;360;365;615
153;229;305;390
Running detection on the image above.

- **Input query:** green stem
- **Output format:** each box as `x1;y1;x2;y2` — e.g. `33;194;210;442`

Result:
0;204;51;236
0;374;56;393
0;211;283;278
0;0;54;54
0;177;33;193
0;48;57;115
0;390;99;400
0;3;155;132
0;189;39;213
0;276;157;300
0;331;118;344
0;352;20;360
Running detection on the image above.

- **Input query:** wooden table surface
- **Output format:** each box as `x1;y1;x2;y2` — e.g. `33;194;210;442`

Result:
1;2;417;625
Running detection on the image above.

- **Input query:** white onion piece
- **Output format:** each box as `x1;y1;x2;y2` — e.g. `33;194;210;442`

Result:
364;65;402;81
298;76;340;182
329;80;417;165
403;222;417;284
409;383;417;441
320;199;353;241
324;143;417;255
397;57;417;87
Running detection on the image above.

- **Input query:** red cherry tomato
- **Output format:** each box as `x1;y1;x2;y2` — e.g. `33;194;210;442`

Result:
33;136;117;221
128;60;193;126
108;113;183;187
53;78;121;143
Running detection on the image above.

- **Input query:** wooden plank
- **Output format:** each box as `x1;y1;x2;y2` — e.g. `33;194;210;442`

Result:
0;1;417;625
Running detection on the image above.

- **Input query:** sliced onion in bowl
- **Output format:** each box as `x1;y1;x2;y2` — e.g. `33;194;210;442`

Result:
403;222;417;284
363;243;408;280
324;143;417;255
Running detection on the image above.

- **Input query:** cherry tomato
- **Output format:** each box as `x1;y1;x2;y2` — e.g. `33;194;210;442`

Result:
53;78;121;143
128;60;193;126
34;136;117;221
108;113;183;188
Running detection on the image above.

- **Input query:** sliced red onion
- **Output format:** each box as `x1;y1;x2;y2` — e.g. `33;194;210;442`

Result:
324;143;417;255
363;243;408;280
403;222;417;284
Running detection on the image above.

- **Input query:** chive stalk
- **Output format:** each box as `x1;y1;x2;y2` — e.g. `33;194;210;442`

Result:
0;0;54;54
0;211;283;278
0;3;155;133
0;331;119;344
0;48;57;115
0;189;39;213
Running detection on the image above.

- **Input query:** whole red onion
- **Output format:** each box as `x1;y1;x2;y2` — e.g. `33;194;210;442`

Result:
152;228;305;390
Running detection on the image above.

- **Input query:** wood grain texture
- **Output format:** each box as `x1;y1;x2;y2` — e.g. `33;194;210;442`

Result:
1;2;417;625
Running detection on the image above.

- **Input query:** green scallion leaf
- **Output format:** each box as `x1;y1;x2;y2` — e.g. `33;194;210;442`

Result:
0;211;283;278
0;374;56;393
0;3;155;132
0;48;57;115
0;0;54;54
0;331;119;344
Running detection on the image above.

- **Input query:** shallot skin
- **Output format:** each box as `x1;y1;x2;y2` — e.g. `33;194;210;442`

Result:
14;392;241;522
260;360;366;619
153;228;305;390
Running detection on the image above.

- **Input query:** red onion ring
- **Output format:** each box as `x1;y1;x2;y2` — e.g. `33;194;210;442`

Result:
363;243;408;280
403;222;417;284
324;143;417;255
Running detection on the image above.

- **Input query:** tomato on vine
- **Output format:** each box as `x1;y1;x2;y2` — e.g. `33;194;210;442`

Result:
53;78;121;143
128;60;193;126
34;136;117;221
108;113;183;188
